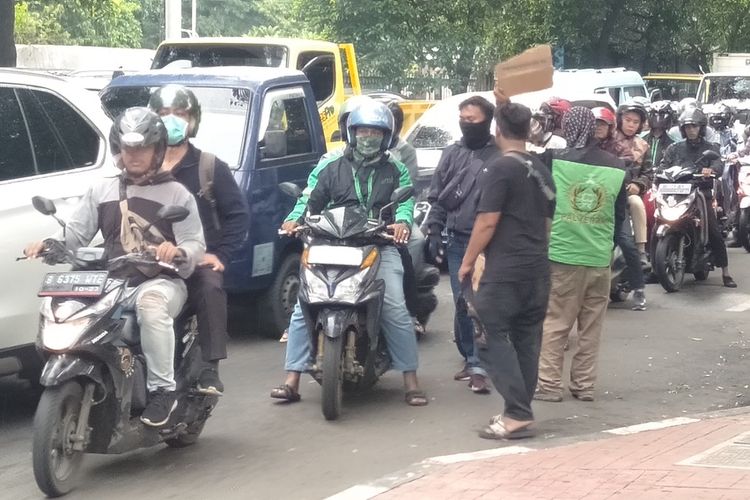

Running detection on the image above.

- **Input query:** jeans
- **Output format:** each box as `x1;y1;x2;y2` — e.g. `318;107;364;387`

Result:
186;267;228;362
123;278;188;392
285;246;419;373
475;278;550;421
615;218;645;290
446;231;484;374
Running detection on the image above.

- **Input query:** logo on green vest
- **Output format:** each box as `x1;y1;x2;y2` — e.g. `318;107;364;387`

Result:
565;178;608;224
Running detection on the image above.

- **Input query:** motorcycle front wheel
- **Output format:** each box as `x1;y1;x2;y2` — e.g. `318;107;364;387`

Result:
739;209;750;253
321;334;345;421
32;381;86;497
654;233;685;292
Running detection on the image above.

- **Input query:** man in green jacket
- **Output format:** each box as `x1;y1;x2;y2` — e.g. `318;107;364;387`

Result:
270;100;427;407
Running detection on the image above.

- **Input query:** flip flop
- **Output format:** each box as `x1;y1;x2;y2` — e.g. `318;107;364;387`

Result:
405;390;429;406
479;421;536;440
270;384;301;403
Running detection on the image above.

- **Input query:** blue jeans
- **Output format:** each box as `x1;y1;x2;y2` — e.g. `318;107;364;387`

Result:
284;246;419;373
615;218;645;290
446;231;485;375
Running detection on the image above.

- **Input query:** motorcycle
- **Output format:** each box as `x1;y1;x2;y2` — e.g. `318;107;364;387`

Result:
278;182;418;420
734;157;750;252
409;201;440;332
25;196;218;498
652;150;722;292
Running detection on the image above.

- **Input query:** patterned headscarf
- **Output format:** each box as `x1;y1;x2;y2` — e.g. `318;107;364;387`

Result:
562;106;595;149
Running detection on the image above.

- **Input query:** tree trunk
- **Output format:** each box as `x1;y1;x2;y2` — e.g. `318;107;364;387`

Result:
594;0;624;67
0;0;16;67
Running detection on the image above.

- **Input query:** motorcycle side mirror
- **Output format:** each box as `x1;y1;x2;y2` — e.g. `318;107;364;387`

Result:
700;150;721;162
32;195;67;234
279;182;303;199
156;205;190;224
390;186;415;204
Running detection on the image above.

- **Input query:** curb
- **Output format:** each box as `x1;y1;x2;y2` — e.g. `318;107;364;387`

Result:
325;405;750;500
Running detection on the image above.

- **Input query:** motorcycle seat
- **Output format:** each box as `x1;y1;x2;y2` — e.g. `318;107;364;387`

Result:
120;311;140;346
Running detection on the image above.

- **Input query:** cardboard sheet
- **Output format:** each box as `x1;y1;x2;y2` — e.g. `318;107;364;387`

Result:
495;45;554;97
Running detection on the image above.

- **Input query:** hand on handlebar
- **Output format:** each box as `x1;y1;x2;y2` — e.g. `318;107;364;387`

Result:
153;242;184;265
387;223;410;245
701;168;715;178
280;220;299;236
23;241;46;259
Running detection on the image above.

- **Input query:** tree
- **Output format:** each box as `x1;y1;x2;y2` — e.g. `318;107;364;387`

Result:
0;0;16;66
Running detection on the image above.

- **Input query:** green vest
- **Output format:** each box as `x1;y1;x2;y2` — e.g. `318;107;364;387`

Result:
549;159;625;267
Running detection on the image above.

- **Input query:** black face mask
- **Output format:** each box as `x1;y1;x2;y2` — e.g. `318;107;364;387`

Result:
459;119;492;150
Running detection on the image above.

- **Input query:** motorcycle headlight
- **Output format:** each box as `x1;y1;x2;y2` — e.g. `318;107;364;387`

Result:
67;288;120;321
658;200;691;222
40;316;93;351
303;268;371;304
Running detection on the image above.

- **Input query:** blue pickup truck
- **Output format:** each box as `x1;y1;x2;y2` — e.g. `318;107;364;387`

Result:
101;67;325;336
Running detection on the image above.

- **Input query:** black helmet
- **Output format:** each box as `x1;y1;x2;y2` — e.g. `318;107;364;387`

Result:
706;102;733;130
678;108;707;139
110;107;168;170
648;100;675;130
148;85;202;137
616;101;647;135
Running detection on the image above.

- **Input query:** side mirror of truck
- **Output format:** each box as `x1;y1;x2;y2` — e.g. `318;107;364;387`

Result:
279;182;303;199
260;129;288;159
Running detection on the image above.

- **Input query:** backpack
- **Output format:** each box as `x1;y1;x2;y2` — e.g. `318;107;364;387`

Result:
198;151;222;231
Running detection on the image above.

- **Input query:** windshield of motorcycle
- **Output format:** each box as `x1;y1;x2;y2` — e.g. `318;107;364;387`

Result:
306;206;374;240
658;166;696;182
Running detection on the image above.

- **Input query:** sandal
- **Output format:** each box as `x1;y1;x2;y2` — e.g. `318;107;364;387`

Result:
270;384;301;402
479;421;536;440
405;390;428;406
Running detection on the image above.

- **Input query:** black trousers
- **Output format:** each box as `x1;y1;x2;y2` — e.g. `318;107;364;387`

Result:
474;277;550;421
186;267;228;362
706;197;729;268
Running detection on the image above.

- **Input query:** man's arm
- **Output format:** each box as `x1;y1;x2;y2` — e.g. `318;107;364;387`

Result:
424;146;454;229
61;184;101;251
172;192;206;278
709;143;724;176
458;211;500;282
392;157;414;226
285;152;340;223
212;160;250;265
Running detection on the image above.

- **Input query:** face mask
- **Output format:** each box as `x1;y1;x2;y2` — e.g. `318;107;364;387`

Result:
162;114;189;146
355;135;383;159
460;119;491;150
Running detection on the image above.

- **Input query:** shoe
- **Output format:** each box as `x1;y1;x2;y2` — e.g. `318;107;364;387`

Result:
197;367;224;396
469;374;490;394
454;368;471;381
141;388;178;427
279;329;288;343
533;390;562;402
723;275;738;288
631;290;647;311
571;392;594;402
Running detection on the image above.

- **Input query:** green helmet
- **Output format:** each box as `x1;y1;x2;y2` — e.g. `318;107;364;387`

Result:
148;85;202;137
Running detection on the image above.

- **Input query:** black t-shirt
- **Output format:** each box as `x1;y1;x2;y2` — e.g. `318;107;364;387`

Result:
477;152;556;283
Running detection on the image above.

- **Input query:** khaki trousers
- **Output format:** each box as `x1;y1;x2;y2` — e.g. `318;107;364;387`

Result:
537;262;610;396
628;194;648;245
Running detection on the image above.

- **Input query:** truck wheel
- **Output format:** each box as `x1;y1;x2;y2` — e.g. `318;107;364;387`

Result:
32;381;85;498
321;334;344;421
257;253;300;339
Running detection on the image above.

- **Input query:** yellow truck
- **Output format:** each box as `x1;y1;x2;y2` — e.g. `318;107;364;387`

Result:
151;37;362;144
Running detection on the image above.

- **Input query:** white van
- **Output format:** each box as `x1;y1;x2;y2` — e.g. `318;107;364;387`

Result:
553;68;648;106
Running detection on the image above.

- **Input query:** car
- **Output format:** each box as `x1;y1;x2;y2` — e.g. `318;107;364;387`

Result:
403;89;617;198
0;69;115;381
101;66;326;337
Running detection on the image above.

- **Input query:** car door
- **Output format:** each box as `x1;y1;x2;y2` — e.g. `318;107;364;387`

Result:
224;84;323;292
0;84;110;356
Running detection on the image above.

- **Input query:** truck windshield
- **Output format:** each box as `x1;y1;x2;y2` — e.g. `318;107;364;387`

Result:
101;85;252;167
152;44;288;69
698;76;750;102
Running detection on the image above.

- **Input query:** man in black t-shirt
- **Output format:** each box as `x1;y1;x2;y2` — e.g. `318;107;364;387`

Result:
459;103;556;440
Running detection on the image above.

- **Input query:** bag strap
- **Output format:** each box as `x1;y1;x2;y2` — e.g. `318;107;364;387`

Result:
504;151;556;202
198;151;222;231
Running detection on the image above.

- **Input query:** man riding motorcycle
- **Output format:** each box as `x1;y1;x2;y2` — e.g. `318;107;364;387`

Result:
270;100;428;406
24;107;206;426
659;108;737;288
643;101;675;168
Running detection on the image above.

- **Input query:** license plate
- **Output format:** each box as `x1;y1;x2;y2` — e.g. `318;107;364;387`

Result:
38;271;109;297
659;183;692;195
307;246;363;266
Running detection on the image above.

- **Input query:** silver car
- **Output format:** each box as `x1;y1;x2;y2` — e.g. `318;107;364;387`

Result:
0;69;114;381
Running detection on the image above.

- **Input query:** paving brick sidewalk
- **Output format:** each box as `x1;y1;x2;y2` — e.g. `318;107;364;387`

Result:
376;411;750;499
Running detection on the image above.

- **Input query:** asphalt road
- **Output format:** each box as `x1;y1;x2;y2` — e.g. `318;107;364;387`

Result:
1;249;749;499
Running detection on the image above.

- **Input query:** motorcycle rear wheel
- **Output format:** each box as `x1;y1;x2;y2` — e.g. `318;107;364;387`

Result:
739;209;750;253
32;381;85;497
321;335;345;421
654;233;685;292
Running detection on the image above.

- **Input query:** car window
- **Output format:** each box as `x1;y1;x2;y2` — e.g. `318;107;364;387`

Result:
17;89;100;175
621;85;647;102
257;87;314;163
152;44;288;69
297;51;335;104
0;87;35;182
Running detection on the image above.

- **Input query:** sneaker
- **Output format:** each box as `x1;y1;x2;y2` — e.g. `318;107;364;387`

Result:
469;374;490;394
141;388;178;427
454;368;471;381
279;329;288;343
571;392;594;402
533;390;562;402
632;290;647;311
197;368;224;396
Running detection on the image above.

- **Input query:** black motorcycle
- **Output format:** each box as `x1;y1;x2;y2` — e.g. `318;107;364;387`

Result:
652;151;721;292
25;196;218;497
279;183;427;420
